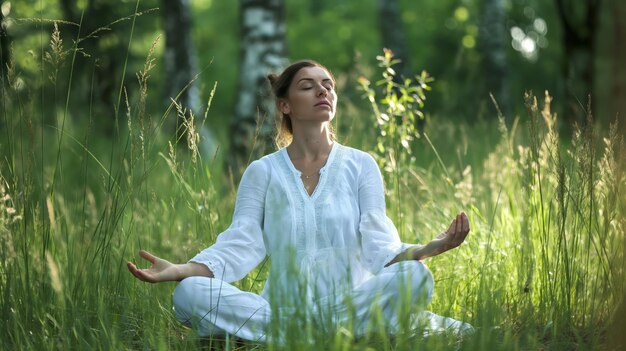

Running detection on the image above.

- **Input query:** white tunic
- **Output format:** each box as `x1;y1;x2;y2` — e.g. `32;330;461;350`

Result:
174;143;474;341
189;143;416;302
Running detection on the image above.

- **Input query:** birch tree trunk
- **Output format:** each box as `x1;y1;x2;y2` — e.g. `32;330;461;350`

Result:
230;0;288;174
479;0;509;118
1;4;10;89
0;4;9;128
162;0;216;157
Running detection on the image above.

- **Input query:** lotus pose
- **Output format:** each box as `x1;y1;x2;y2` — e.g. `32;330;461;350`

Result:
127;60;472;341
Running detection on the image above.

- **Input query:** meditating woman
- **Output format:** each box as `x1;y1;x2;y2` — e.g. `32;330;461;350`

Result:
127;60;472;342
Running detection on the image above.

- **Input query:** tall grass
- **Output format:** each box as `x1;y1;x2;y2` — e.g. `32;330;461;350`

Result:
1;8;625;351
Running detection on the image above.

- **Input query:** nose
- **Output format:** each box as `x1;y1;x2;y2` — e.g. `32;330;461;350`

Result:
317;85;328;96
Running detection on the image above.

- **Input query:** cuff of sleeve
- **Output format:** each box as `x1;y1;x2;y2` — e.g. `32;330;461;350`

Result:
189;259;222;280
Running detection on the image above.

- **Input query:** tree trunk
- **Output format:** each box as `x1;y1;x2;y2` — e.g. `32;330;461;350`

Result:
162;0;216;157
58;0;119;135
612;0;626;137
376;0;409;79
0;5;9;128
230;0;288;174
1;4;10;84
555;0;601;125
478;0;509;118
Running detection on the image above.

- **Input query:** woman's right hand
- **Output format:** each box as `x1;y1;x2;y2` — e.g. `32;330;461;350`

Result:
127;250;181;283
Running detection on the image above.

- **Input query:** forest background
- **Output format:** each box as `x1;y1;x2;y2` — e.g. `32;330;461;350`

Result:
1;0;625;350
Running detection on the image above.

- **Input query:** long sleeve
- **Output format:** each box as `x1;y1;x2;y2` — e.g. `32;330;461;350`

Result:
189;159;269;283
358;153;412;274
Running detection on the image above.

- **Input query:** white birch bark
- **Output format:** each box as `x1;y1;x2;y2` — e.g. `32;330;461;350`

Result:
230;0;288;173
163;0;217;157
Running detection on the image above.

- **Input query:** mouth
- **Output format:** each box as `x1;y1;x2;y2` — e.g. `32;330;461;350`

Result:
314;101;332;108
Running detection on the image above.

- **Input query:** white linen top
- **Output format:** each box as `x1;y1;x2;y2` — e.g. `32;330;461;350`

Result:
190;143;416;302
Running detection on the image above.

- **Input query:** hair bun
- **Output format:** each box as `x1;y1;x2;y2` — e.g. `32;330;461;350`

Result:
267;73;278;85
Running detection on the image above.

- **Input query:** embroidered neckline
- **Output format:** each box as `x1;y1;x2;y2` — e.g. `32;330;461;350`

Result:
279;143;341;200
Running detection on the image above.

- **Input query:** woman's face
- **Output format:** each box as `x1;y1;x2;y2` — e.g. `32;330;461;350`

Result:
279;66;337;124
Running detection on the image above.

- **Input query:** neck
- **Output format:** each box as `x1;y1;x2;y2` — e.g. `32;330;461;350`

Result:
287;124;333;160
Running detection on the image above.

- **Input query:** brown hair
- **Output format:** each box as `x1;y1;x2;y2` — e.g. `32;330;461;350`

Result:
267;60;337;149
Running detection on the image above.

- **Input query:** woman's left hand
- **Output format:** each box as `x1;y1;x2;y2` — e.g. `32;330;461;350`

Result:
385;211;471;265
425;212;470;258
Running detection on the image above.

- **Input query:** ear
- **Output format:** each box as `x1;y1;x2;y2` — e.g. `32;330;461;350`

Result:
277;99;291;115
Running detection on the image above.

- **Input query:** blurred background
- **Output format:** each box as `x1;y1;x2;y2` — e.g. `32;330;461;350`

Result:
2;0;624;166
2;2;625;350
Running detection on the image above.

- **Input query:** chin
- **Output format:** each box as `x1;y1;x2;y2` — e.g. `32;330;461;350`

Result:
320;111;336;119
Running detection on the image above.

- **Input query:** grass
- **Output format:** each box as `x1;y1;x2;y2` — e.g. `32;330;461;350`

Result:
1;8;625;351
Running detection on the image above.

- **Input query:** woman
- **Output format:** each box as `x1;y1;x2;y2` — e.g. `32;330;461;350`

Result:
127;60;471;342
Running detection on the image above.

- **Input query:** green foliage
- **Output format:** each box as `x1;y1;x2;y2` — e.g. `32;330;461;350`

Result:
358;49;433;164
1;4;625;351
358;48;433;228
518;91;626;338
6;0;613;134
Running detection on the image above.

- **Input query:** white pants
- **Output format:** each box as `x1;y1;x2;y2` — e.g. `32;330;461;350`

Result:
173;261;436;342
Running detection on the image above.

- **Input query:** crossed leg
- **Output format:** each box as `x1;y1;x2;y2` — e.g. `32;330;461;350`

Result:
173;261;436;341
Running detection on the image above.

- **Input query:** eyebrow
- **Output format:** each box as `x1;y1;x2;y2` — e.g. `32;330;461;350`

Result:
297;78;333;84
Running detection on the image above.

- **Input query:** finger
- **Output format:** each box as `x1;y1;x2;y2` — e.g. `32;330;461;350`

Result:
462;213;470;234
446;218;453;233
139;250;156;264
457;217;469;244
448;215;458;233
131;266;154;283
127;262;144;280
450;215;459;247
455;214;461;234
127;261;141;274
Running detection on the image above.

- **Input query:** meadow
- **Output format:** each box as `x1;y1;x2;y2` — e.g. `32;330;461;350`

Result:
1;19;625;351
